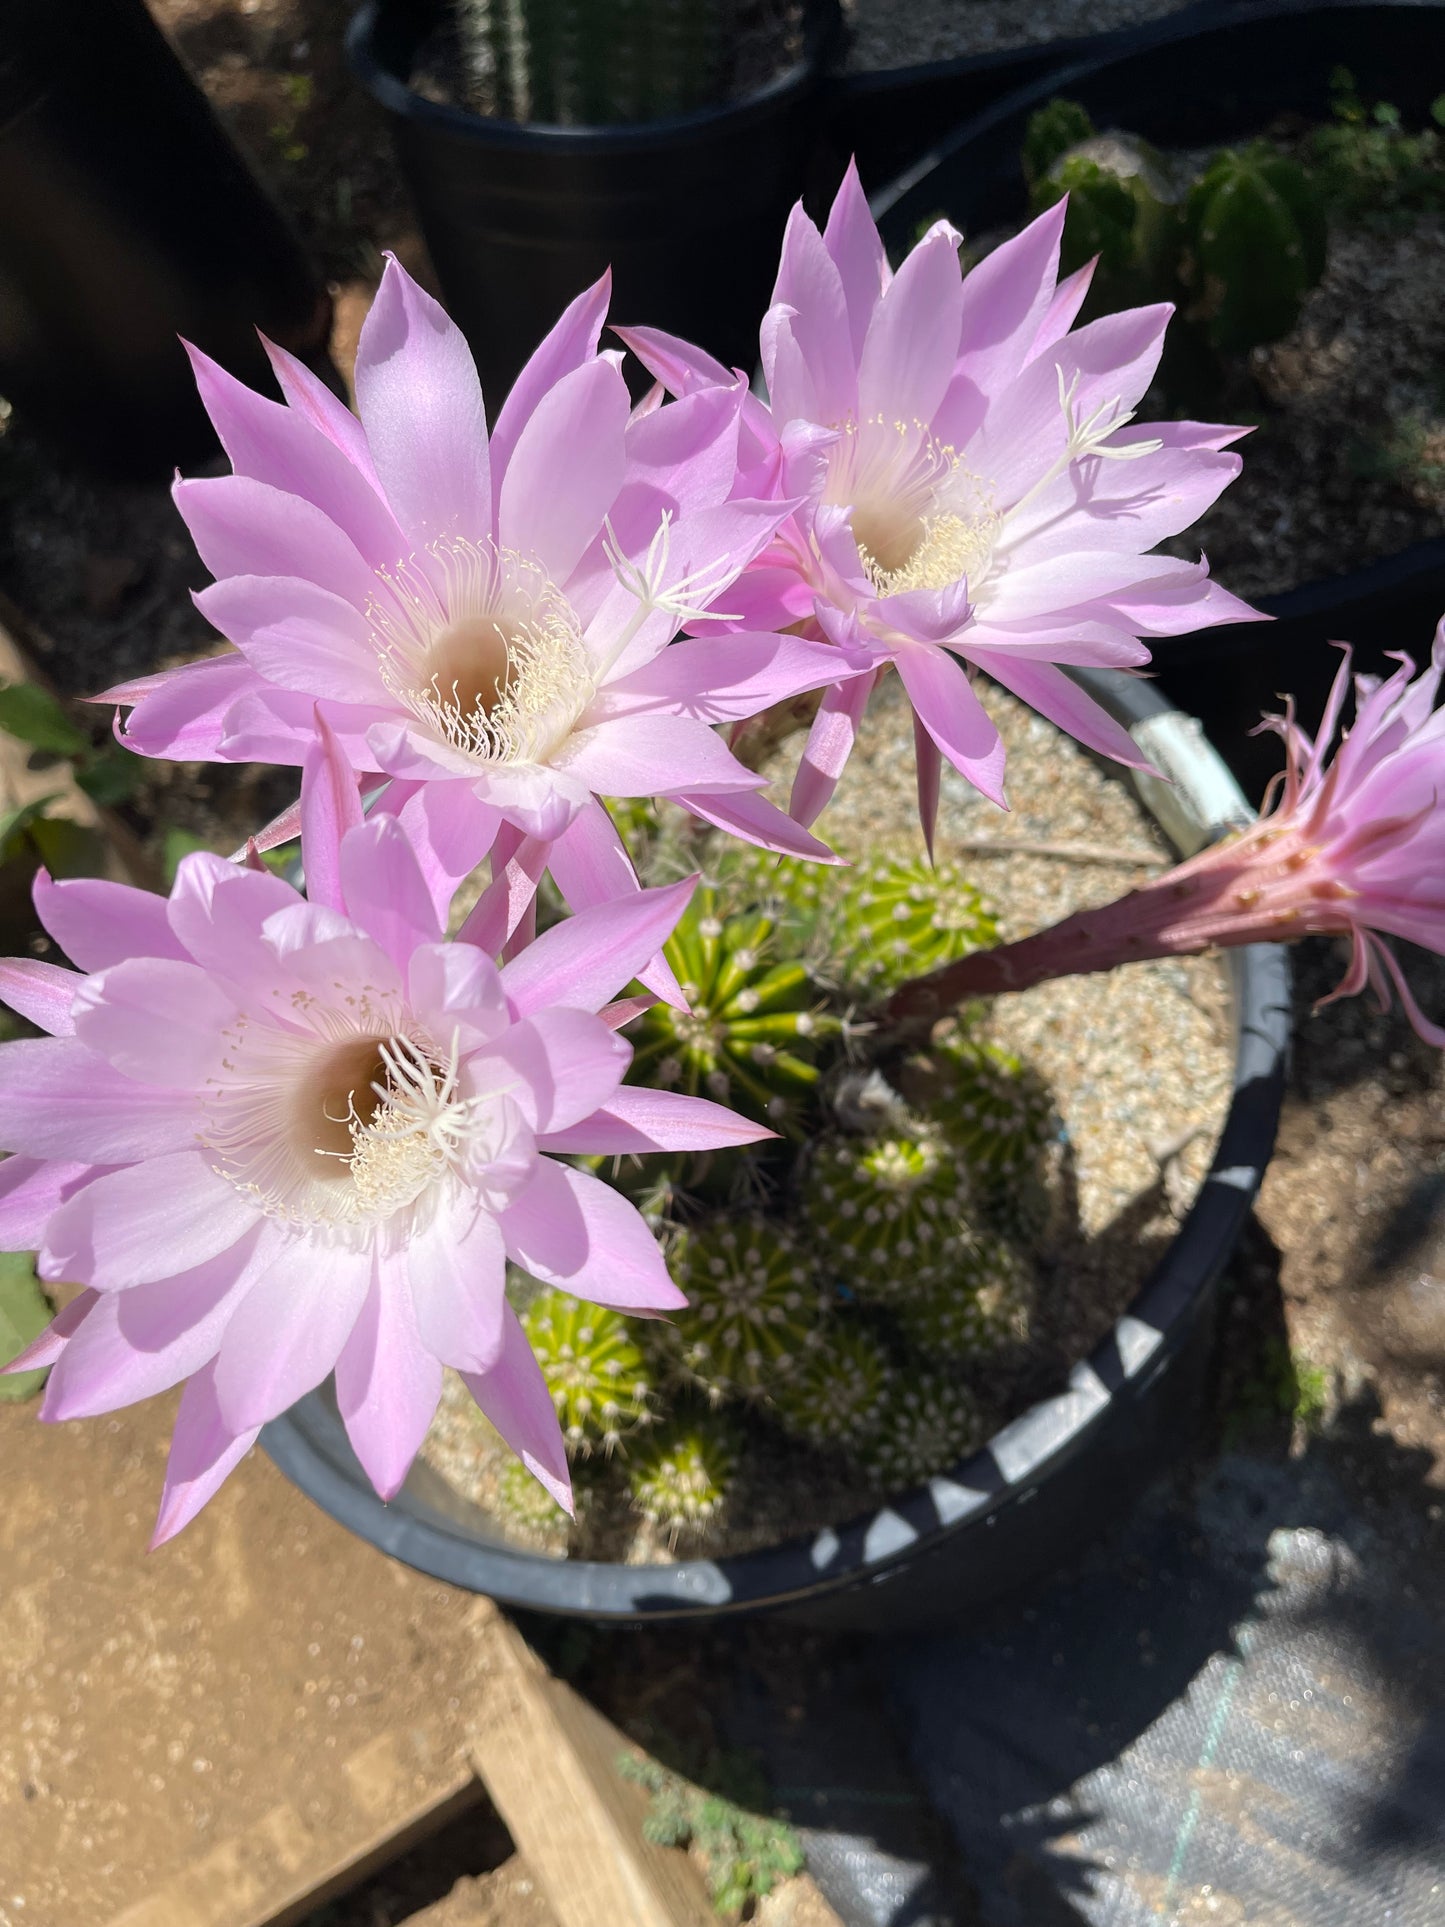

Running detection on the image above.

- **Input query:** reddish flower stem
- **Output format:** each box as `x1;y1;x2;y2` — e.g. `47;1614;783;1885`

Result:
879;821;1353;1030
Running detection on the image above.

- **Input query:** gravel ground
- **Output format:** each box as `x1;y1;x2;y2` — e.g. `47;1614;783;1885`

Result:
840;0;1195;70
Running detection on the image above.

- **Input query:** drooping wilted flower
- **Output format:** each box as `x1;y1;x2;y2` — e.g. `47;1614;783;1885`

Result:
884;631;1445;1041
101;259;847;978
0;733;768;1541
623;161;1258;844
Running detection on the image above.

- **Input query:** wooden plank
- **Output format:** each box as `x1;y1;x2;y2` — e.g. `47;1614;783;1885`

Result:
104;1722;485;1927
465;1601;716;1927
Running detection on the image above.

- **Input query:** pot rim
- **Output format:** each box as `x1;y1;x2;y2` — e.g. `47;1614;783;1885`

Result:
346;0;838;151
261;668;1291;1621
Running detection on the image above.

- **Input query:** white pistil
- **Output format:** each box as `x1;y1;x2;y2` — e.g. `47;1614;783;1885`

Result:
595;512;741;679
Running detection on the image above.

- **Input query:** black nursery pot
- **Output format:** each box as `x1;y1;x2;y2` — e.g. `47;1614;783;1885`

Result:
346;0;837;410
868;0;1445;802
262;670;1290;1630
0;0;334;478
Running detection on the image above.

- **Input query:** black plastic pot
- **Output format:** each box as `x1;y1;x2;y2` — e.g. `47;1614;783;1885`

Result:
262;669;1290;1629
868;0;1445;801
346;0;839;410
0;0;335;478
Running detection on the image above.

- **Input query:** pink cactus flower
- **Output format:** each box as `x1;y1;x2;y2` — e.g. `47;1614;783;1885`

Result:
0;728;767;1543
884;631;1445;1041
623;162;1258;844
101;259;849;974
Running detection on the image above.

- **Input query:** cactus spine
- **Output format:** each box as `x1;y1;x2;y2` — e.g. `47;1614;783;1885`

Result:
521;1287;654;1453
803;1127;977;1303
665;1216;830;1399
627;886;837;1132
627;1411;738;1538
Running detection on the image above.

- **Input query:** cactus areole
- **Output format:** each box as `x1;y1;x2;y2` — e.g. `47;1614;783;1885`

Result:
261;671;1288;1626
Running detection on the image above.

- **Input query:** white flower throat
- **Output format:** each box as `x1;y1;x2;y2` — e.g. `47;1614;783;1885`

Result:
201;989;508;1239
368;535;595;766
829;371;1162;605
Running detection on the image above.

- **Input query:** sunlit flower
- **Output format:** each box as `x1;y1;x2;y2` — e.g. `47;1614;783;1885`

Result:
0;732;767;1541
102;259;848;974
623;162;1258;844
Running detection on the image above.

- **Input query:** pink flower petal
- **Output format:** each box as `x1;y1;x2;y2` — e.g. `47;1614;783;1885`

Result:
544;804;687;1011
334;1249;444;1500
384;779;500;932
472;1007;628;1134
3;1287;98;1376
460;1303;572;1515
195;574;384;704
858;219;965;430
500;876;696;1017
106;653;258;760
560;713;761;798
789;668;877;828
0;958;81;1035
968;649;1149;767
173;474;378;612
499;1158;685;1311
40;1151;259;1292
408;941;510;1050
41;1226;267;1421
536;1084;772;1155
262;335;383;492
455;826;553;957
675;786;843;863
71;957;238;1087
0;1157;97;1248
301;710;367;914
150;1363;260;1547
498;358;630;582
490;270;611;500
0;1040;202;1163
184;341;403;567
822;159;889;360
773;201;857;423
894;646;1008;807
220;689;392;769
955;200;1066;395
34;871;188;973
599;631;856;723
338;813;443;968
165;851;301;994
353;257;492;546
210;1230;370;1431
407;1203;508;1374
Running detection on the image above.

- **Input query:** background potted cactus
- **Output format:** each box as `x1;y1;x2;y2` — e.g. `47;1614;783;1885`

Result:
345;0;841;402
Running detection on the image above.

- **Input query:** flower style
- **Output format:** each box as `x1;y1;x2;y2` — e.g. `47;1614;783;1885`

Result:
883;629;1445;1039
623;162;1258;843
0;729;768;1541
102;258;850;979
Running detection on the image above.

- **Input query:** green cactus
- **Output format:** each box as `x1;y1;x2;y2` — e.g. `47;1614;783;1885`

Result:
627;1410;738;1536
520;1288;655;1453
931;1034;1055;1181
770;1321;895;1448
1184;144;1328;354
889;1231;1030;1360
495;1452;573;1536
1026;108;1185;298
626;885;839;1133
833;856;998;995
863;1373;983;1489
665;1215;830;1399
456;0;728;127
803;1127;977;1304
1021;97;1098;187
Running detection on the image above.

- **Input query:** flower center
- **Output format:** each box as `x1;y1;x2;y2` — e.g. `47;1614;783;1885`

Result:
201;1013;497;1239
369;535;595;766
825;414;1000;599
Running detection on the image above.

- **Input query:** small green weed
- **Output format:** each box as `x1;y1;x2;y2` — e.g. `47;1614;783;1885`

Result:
618;1748;804;1917
1305;69;1445;219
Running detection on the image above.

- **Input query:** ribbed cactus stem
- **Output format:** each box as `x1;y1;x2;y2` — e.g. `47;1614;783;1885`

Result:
881;818;1344;1028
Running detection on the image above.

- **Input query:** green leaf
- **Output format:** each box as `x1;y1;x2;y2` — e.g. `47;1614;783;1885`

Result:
29;814;107;879
0;796;60;861
0;1251;52;1401
0;683;88;758
76;746;145;808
